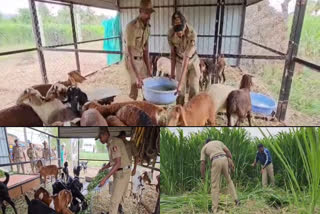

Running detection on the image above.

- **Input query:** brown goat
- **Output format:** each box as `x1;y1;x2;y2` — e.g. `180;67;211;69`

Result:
226;74;253;126
0;104;43;126
106;115;126;126
80;109;108;126
36;160;61;188
216;54;226;83
167;93;216;126
34;187;72;213
116;104;155;126
84;101;166;125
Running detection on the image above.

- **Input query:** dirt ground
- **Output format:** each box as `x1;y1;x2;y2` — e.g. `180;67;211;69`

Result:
0;45;318;126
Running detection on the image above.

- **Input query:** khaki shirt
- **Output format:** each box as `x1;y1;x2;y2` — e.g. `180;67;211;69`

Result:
27;148;36;159
168;24;197;60
124;17;151;57
13;146;24;159
107;137;131;168
43;148;50;159
200;141;227;161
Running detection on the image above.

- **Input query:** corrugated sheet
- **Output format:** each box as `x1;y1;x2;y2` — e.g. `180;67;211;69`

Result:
119;0;245;65
0;128;10;167
58;127;133;138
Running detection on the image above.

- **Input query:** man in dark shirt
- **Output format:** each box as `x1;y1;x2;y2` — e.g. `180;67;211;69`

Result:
252;144;275;187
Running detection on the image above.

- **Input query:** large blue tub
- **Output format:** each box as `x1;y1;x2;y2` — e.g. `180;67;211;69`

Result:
142;77;178;105
250;92;276;116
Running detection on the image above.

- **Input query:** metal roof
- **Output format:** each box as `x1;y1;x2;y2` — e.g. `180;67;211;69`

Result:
55;0;263;9
58;127;133;138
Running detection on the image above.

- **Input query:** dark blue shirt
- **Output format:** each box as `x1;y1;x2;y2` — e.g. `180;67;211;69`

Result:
255;148;272;168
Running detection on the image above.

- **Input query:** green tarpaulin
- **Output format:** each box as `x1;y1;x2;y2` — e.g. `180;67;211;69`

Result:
102;14;122;66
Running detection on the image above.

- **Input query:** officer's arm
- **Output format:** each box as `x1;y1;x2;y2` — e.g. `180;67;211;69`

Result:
99;162;111;173
103;157;121;181
223;147;232;159
143;42;152;77
177;55;190;92
200;160;206;179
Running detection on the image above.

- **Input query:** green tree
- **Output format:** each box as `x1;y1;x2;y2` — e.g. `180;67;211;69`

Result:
56;7;70;24
14;8;31;23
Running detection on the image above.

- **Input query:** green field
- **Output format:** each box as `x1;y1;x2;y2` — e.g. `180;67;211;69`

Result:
79;152;109;167
160;128;320;213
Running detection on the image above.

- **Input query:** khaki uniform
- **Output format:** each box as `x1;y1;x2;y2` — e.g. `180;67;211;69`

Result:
124;17;150;100
262;163;275;187
27;147;37;173
42;147;50;165
13;146;25;174
201;141;238;213
107;137;132;214
168;24;201;105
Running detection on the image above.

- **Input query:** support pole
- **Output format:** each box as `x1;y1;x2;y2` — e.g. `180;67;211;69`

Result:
237;0;247;66
29;0;48;83
212;0;221;84
276;0;308;121
117;0;123;60
4;128;13;172
57;139;61;167
70;4;81;73
217;0;225;56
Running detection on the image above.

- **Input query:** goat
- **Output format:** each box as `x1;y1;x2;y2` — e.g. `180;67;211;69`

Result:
226;74;253;126
80;109;108;126
83;101;167;125
167;93;216;126
206;84;236;114
155;57;171;77
199;59;214;91
62;162;70;184
79;162;88;174
17;88;77;125
36;160;61;187
25;195;56;214
0;172;17;214
106;115;126;126
62;86;88;117
0;104;43;126
32;71;86;96
116;104;155;126
215;54;226;83
34;187;73;214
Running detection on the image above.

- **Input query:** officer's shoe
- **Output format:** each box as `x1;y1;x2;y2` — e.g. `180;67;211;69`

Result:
235;200;241;206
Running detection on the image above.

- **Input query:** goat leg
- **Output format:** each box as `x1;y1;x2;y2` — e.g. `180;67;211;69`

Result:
5;198;17;214
1;203;6;214
247;112;252;126
222;69;226;83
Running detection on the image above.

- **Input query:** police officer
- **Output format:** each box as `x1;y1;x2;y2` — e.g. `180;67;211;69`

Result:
252;143;275;187
97;128;134;214
26;141;37;173
12;139;26;174
200;139;239;213
124;0;155;100
42;141;50;166
168;11;201;105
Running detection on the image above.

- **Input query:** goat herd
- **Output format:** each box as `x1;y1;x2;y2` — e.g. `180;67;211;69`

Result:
0;55;254;127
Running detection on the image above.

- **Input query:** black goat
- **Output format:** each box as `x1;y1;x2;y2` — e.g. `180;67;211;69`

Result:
25;195;56;214
0;172;17;214
63;86;88;116
79;161;88;174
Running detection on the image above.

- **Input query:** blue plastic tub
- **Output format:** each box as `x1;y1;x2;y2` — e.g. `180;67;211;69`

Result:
250;92;276;116
142;77;178;105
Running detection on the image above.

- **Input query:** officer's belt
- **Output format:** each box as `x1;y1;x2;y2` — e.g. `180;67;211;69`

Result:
176;52;197;61
211;154;226;162
117;165;131;171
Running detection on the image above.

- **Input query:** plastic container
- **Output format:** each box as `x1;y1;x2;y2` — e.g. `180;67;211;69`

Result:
250;92;277;116
142;77;178;105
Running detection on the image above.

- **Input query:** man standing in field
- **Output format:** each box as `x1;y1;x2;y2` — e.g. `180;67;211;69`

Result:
168;11;201;105
252;143;275;187
12;139;26;174
124;0;154;100
97;128;137;214
200;139;239;213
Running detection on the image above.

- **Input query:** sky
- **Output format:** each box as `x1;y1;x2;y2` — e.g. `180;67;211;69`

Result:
0;0;296;16
167;127;292;139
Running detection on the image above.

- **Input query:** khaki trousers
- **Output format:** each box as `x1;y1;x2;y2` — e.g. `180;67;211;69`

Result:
211;156;238;213
30;158;36;173
175;56;201;105
262;163;275;187
125;57;148;100
109;169;131;214
15;158;25;174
